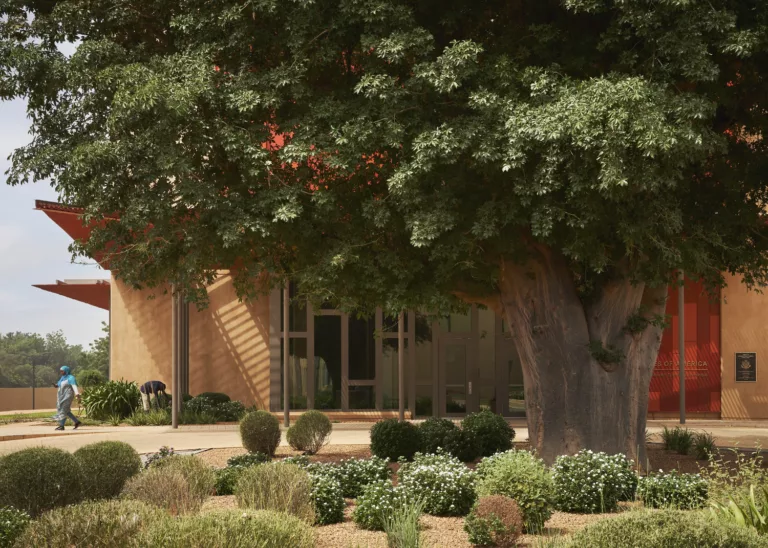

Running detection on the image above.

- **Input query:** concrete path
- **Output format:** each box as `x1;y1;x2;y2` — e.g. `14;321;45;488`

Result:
2;418;768;455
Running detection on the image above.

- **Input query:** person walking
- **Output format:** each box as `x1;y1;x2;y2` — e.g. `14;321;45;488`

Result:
53;366;82;431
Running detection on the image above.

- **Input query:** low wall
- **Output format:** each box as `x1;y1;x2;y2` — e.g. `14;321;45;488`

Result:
0;388;58;412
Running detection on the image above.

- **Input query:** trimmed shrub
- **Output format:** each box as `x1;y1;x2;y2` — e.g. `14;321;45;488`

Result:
551;450;637;513
462;410;515;457
197;392;231;404
442;428;481;463
476;450;554;532
309;473;345;525
0;507;30;548
137;509;314;548
122;468;201;514
353;480;411;531
81;380;141;420
637;471;708;509
370;419;421;461
397;451;476;516
227;452;270;467
14;499;163;548
464;495;524;548
287;410;333;454
0;447;84;517
235;462;315;523
419;417;458;454
569;509;765;548
74;441;142;500
240;410;281;457
151;455;216;501
78;369;107;388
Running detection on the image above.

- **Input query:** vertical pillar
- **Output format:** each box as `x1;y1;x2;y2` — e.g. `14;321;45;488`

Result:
283;285;290;427
171;288;179;429
678;271;686;425
398;311;405;422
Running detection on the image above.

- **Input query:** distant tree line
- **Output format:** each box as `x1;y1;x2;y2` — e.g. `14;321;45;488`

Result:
0;323;109;388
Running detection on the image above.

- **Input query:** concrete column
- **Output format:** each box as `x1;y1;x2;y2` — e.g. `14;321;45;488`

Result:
679;271;686;425
398;311;405;422
283;285;290;427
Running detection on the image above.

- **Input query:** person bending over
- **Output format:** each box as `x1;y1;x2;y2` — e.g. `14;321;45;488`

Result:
140;380;168;411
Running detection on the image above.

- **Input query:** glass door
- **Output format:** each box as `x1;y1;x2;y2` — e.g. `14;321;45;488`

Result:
439;339;470;416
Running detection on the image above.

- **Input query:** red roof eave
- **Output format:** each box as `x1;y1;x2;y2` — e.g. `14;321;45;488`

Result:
33;280;110;310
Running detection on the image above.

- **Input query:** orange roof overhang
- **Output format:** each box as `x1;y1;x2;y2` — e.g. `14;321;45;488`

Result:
33;279;110;310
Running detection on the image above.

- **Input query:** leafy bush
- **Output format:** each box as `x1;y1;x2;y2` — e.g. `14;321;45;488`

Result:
184;395;219;416
419;417;458;453
551;450;637;513
383;498;426;548
240;410;281;457
637;470;708;509
319;456;391;498
462;410;515;457
397;451;476;516
370;419;421;461
74;441;142;500
14;499;163;548
151;455;216;501
228;452;270;467
0;447;84;517
78;369;107;388
235;463;315;523
0;507;30;548
196;392;231;404
81;380;141;420
217;400;247;421
476;450;555;532
569;509;765;548
309;473;345;525
702;446;768;504
711;484;768;535
465;495;524;548
661;426;694;455
287;410;333;454
144;445;175;469
283;455;311;467
215;467;243;496
693;432;717;460
137;509;314;548
122;468;201;515
442;428;481;463
353;480;412;531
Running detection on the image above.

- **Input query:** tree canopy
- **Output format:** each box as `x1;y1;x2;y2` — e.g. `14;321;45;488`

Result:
2;0;768;312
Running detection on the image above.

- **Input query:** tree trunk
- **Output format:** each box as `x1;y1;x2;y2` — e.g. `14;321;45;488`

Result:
498;248;667;466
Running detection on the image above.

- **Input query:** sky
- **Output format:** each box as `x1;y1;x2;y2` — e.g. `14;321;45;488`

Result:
0;96;108;348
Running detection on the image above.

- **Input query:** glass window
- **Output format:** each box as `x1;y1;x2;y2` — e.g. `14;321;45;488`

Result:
349;315;375;380
280;338;308;409
349;386;375;409
315;315;342;409
439;311;471;333
414;314;433;383
479;386;497;413
381;339;408;409
280;282;308;332
478;308;496;382
415;385;433;417
444;342;467;414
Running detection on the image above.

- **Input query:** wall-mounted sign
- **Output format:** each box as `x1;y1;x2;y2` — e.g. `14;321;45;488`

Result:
735;352;757;383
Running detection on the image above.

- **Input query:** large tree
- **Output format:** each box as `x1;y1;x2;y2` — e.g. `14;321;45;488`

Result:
3;0;768;462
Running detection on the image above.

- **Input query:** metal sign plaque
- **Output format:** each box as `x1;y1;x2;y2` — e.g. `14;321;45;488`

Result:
735;352;757;383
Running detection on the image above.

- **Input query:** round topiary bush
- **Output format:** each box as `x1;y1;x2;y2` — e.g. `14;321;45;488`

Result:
418;417;459;453
14;499;163;548
287;410;333;454
397;451;476;516
137;509;314;548
196;392;231;404
74;441;142;500
151;455;216;502
240;410;282;457
552;450;638;513
569;509;763;548
0;447;84;517
0;506;30;548
370;419;421;461
476;450;554;533
464;495;525;548
235;462;315;523
122;468;200;515
461;410;515;457
442;428;481;463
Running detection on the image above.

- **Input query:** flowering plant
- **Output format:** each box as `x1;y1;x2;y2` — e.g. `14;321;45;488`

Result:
637;470;708;509
552;450;638;513
309;473;345;525
397;451;476;516
352;480;411;530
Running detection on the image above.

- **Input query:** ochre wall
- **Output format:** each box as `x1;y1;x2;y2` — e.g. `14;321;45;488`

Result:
0;388;58;412
721;273;768;419
110;273;271;408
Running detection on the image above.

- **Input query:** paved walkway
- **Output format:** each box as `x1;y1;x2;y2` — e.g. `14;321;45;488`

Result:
2;419;768;455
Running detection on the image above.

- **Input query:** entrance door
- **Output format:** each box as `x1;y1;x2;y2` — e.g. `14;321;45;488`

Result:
439;339;471;416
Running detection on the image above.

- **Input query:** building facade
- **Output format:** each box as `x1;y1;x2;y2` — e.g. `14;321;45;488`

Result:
34;199;768;420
